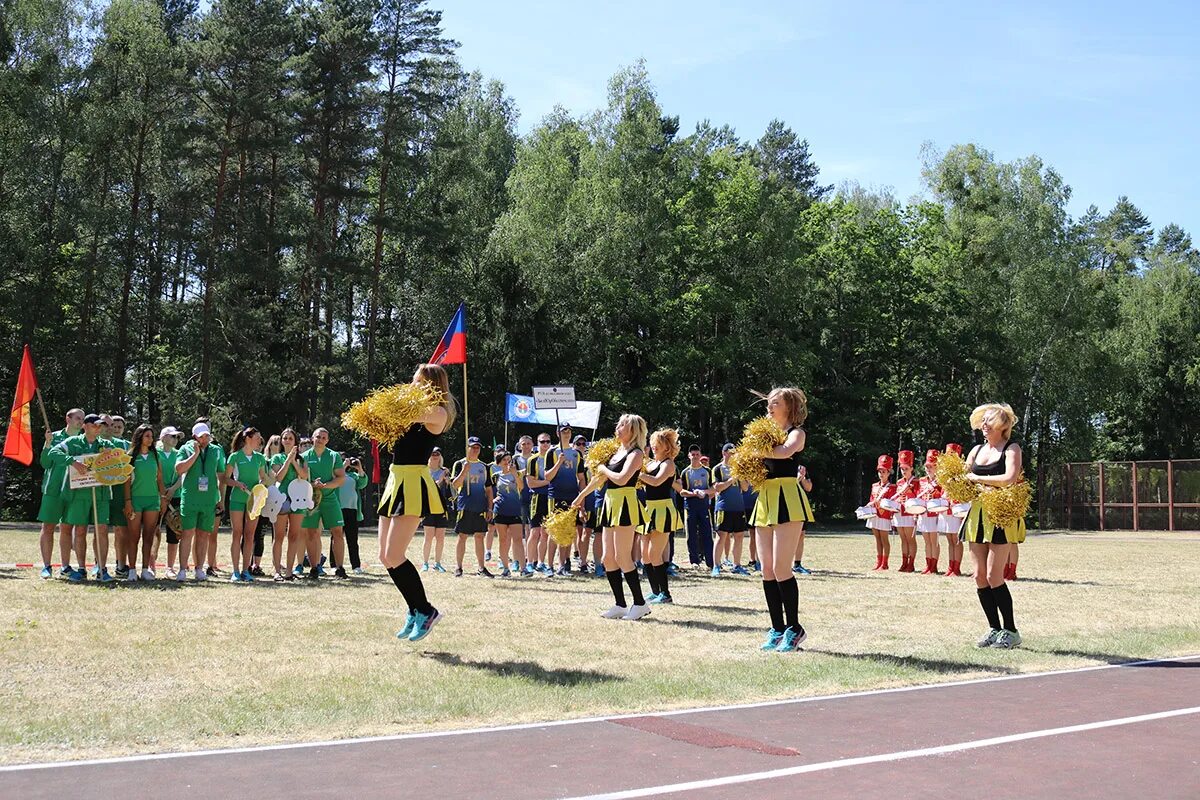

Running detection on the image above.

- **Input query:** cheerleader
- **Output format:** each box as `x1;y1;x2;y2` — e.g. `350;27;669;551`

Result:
378;364;456;642
641;429;680;604
572;414;650;620
941;442;965;576
421;448;449;572
914;449;942;574
750;388;813;652
892;450;919;572
866;455;895;569
962;403;1025;649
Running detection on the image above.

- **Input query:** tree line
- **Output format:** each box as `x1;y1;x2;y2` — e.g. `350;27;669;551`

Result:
3;0;1198;520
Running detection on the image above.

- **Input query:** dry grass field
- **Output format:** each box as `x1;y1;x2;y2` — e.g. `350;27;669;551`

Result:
0;524;1197;765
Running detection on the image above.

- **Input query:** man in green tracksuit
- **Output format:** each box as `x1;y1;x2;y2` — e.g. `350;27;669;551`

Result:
47;414;120;582
102;415;134;578
37;408;84;578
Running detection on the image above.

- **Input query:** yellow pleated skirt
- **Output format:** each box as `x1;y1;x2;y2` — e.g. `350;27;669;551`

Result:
959;499;1026;544
750;478;815;528
602;486;646;529
643;498;679;534
378;465;445;519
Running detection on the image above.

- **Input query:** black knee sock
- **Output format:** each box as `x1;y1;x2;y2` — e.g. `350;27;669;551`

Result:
778;577;800;630
763;580;785;632
977;586;1001;630
624;570;645;606
646;562;661;596
657;563;671;598
388;561;432;615
993;583;1016;632
606;569;627;607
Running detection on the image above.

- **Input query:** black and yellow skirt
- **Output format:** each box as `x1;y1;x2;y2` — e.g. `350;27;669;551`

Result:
643;498;679;534
750;478;815;528
602;486;646;529
959;500;1026;545
378;465;445;519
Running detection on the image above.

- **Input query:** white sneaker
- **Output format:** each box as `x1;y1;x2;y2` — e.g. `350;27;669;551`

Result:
126;569;138;583
194;568;206;581
175;568;187;582
622;604;651;621
165;567;176;579
141;569;155;581
353;567;365;574
601;605;627;619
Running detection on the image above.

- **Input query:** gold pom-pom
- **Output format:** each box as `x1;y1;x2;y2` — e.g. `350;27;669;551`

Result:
981;477;1031;528
729;416;785;489
934;452;980;504
728;449;767;489
341;382;446;445
543;507;578;547
584;437;621;477
93;448;133;486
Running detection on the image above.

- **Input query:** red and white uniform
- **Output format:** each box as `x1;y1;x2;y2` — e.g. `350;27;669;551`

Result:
867;481;894;531
892;475;918;528
916;476;942;533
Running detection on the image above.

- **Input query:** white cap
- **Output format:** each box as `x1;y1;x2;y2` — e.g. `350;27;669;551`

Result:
159;426;181;439
191;423;211;437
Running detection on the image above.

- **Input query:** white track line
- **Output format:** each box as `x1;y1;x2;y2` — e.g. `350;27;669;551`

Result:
2;654;1196;772
562;705;1200;800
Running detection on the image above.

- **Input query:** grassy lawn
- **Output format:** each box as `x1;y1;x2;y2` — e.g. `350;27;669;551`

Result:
1;524;1197;764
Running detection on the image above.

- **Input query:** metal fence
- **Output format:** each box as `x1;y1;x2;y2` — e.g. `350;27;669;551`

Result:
1039;460;1200;531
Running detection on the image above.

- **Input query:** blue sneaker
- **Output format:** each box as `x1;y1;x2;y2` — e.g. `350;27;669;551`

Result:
657;594;673;604
317;566;327;577
39;566;52;579
711;566;721;577
242;570;254;582
99;569;114;583
722;560;733;568
434;562;446;573
793;563;811;575
69;568;85;583
647;593;663;604
666;563;679;577
752;560;761;571
230;572;242;583
775;626;807;652
594;564;606;578
511;560;520;572
89;565;100;578
484;550;492;563
408;609;442;642
731;565;750;576
421;562;430;572
319;554;327;567
59;565;72;579
396;612;417;639
292;564;304;576
760;630;784;651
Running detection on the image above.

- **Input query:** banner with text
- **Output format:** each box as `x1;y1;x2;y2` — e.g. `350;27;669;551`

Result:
505;393;602;431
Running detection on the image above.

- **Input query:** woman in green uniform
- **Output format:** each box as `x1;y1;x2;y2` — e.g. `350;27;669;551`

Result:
272;428;310;581
302;428;347;579
225;427;271;583
153;426;183;578
123;424;165;581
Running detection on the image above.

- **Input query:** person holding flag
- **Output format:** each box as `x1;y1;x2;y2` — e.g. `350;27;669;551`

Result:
36;408;84;578
46;414;119;582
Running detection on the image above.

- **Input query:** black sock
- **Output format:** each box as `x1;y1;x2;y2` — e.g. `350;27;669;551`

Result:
624;570;645;606
993;583;1016;632
778;577;800;630
657;563;671;598
646;562;661;596
388;561;432;615
606;569;627;607
977;586;1001;630
763;580;785;632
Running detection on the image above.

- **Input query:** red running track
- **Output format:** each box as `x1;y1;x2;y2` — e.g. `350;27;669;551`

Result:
2;656;1197;799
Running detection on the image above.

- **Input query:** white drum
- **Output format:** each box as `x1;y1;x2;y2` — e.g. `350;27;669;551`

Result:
904;499;927;515
926;498;950;514
855;505;877;520
878;497;901;514
951;502;972;518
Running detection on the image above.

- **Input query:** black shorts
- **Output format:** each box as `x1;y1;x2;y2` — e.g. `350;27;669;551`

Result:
493;514;522;526
716;510;748;533
583;506;600;531
422;515;448;528
529;495;549;528
455;511;488;535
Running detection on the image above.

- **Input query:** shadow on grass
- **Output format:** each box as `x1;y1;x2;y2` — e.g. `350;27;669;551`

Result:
1028;648;1200;667
1009;577;1101;587
421;652;621;686
703;604;762;617
804;648;1020;675
803;570;873;580
642;617;763;635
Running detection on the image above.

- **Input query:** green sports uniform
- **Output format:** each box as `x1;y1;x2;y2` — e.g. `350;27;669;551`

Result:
37;427;77;524
106;438;131;526
226;450;268;511
157;445;181;491
47;435;119;526
302;446;344;530
128;450;164;513
178;441;226;531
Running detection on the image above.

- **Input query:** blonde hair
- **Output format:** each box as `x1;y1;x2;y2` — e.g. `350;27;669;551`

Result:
754;387;808;427
970;403;1017;438
617;414;648;451
265;435;283;458
413;363;458;428
650;428;681;460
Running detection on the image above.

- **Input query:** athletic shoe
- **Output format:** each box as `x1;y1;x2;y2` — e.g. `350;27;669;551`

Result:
165;567;177;580
353;567;365;574
397;612;417;639
408;609;442;642
194;568;206;581
557;565;569;576
302;556;310;568
594;564;606;578
634;560;643;569
273;571;285;582
657;594;673;604
976;629;1002;648
477;567;494;578
499;568;511;578
510;560;520;572
775;625;807;652
433;563;446;573
99;569;114;583
115;564;129;579
454;567;463;577
523;564;536;576
731;565;750;576
760;630;784;651
601;605;628;619
421;562;430;572
711;566;721;577
242;570;255;583
991;630;1022;649
283;573;296;582
250;565;265;577
89;565;99;578
292;564;303;577
318;555;327;568
753;560;762;571
141;569;155;581
647;593;663;604
206;566;218;577
126;568;139;583
484;550;492;562
334;567;348;579
308;567;320;580
69;568;84;583
39;566;52;579
793;563;811;575
666;563;679;577
622;604;651;621
58;566;72;579
316;566;327;577
230;572;242;583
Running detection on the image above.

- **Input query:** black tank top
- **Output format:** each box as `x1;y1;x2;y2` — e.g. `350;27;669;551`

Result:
607;447;642;488
643;461;673;500
973;441;1010;476
391;424;440;466
763;426;802;479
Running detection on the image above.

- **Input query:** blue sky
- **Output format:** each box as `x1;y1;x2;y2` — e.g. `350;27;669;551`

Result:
441;0;1198;235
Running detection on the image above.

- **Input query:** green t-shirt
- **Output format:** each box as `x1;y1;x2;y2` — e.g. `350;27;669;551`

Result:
302;447;343;504
269;451;300;488
40;427;78;496
178;441;226;507
48;434;119;502
157;445;181;489
130;451;162;498
227;450;268;504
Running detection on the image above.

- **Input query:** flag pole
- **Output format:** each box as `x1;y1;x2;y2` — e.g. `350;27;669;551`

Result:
462;362;469;458
34;388;51;432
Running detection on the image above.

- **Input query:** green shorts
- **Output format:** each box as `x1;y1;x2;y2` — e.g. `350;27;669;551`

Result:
229;496;248;512
131;495;159;513
65;494;109;526
109;498;129;528
37;493;70;525
303;498;343;531
181;503;217;532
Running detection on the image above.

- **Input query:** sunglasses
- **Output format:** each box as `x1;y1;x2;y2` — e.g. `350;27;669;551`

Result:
538;439;551;444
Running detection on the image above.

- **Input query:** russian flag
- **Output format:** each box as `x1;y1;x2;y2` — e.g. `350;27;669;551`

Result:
429;302;467;366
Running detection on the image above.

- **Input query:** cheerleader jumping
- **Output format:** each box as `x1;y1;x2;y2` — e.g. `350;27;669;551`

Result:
892;451;918;572
941;442;965;576
915;449;942;574
866;455;895;570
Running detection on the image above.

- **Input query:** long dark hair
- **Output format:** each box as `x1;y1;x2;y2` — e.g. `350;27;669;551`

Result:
231;426;260;454
127;424;159;467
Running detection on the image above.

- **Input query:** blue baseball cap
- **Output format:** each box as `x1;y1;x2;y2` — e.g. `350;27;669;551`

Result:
467;436;482;446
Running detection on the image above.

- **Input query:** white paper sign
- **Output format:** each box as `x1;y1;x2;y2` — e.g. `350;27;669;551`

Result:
532;385;577;410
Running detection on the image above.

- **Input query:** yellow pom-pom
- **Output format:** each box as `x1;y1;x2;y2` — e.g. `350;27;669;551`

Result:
543;508;578;547
935;452;980;504
341;382;446;445
93;448;133;486
729;449;767;489
584;437;621;477
981;477;1031;528
729;416;784;489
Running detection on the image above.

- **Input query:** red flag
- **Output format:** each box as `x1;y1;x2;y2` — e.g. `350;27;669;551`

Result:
371;439;381;484
429;302;467;366
3;345;39;466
